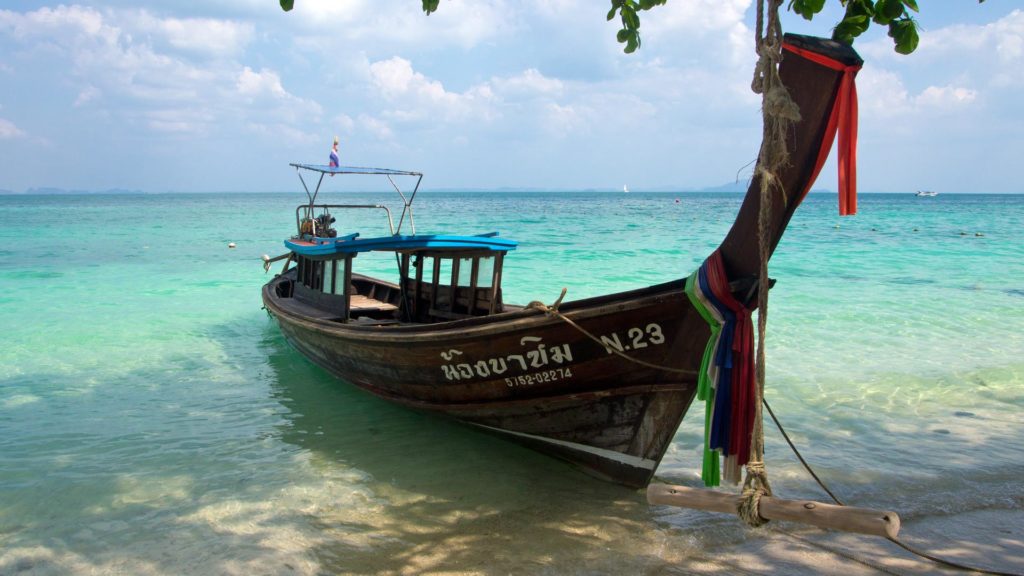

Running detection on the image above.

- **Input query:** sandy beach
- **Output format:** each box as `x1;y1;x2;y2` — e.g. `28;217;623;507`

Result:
3;471;1020;576
679;507;1024;575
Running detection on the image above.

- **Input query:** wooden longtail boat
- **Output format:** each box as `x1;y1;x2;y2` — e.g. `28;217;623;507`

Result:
262;34;862;488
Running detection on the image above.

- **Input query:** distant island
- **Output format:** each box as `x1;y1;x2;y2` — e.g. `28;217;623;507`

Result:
1;187;145;195
0;184;933;195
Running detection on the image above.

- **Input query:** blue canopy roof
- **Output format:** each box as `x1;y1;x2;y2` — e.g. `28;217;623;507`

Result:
286;233;517;257
290;163;422;177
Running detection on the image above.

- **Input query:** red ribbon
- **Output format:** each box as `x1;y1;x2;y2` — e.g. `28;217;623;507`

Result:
705;250;757;466
783;42;862;216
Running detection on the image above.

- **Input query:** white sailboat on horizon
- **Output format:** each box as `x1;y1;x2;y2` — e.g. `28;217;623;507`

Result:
623;184;629;193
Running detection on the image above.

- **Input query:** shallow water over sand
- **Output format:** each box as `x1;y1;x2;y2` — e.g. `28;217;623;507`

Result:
1;191;1022;574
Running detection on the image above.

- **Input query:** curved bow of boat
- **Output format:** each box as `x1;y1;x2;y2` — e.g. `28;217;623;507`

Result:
719;34;864;282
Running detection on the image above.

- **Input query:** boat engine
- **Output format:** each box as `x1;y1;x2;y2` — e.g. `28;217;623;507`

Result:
315;213;337;238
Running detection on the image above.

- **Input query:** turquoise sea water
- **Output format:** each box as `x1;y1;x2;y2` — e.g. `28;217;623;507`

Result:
1;191;1022;574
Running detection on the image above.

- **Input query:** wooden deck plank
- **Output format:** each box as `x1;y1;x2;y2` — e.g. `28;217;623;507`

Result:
350;294;398;311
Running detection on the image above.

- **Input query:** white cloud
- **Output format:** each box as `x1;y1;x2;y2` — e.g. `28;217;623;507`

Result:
357;114;394;141
369;57;425;99
333;114;356;134
74;85;101;107
527;0;587;19
237;67;289;99
861;9;1024;89
0;5;93;35
0;118;26;139
491;69;563;97
916;85;977;109
916;9;1024;63
543;102;582;137
287;0;366;25
123;10;254;57
643;0;752;64
644;0;750;36
0;5;319;138
859;67;977;118
368;56;496;124
145;108;215;134
291;0;516;51
857;68;910;118
243;121;319;146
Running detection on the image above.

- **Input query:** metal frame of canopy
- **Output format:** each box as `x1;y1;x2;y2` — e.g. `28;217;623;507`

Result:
290;163;425;236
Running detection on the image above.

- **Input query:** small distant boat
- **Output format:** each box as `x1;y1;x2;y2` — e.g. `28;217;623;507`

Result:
623;185;629;193
915;190;938;197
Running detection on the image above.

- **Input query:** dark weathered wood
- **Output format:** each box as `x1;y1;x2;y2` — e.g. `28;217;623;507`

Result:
719;34;862;283
263;36;861;488
414;254;423;318
430;257;441;311
468;258;480;313
490;252;503;314
449;257;460;314
265;271;700;487
342;256;352;320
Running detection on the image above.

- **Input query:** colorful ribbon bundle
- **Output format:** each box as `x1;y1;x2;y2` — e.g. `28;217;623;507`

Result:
684;43;862;486
685;250;758;485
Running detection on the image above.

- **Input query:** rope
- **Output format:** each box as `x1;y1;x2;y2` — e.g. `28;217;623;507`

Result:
737;460;773;527
764;399;845;505
697;4;1015;572
886;536;1022;576
525;289;697;377
776;528;906;576
765;398;1022;575
736;0;794;529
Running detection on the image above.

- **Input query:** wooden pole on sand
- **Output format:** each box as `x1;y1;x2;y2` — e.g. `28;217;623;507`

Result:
647;484;901;539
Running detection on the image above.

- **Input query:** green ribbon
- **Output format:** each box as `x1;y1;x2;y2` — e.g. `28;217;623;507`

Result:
684;268;722;487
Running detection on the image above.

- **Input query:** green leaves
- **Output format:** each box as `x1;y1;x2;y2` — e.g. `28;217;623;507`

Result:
785;0;923;55
872;0;905;25
607;0;665;54
422;0;440;15
889;17;919;54
789;0;827;21
279;0;293;12
832;0;874;45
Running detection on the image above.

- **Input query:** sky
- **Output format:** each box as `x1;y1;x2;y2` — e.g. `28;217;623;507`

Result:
0;1;1021;193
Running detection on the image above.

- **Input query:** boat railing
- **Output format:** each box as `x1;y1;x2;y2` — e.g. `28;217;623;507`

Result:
295;204;395;238
291;163;424;236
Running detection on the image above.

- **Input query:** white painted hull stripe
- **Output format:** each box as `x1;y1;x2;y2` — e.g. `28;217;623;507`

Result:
470;423;657;470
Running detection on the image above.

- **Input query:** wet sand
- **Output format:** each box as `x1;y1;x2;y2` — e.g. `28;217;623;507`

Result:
684;508;1024;575
3;479;1020;576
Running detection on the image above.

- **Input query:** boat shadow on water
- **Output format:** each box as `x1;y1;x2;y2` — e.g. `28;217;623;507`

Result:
259;330;727;573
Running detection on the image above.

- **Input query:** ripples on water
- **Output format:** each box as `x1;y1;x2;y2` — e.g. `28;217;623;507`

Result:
0;191;1021;574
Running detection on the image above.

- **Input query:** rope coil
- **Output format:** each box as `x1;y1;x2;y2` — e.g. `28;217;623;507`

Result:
738;460;774;527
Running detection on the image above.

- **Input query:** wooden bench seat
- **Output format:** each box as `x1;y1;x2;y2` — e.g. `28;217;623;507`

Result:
350;294;398;312
276;297;345;320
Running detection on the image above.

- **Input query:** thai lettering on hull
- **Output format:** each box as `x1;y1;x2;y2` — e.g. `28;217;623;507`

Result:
440;336;574;382
438;323;666;383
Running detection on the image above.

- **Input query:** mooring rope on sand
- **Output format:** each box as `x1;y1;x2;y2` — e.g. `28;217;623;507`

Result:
529;288;1018;574
765;399;1022;576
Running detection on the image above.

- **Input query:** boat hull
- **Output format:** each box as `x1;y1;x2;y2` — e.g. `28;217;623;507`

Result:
264;276;705;487
260;33;864;488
